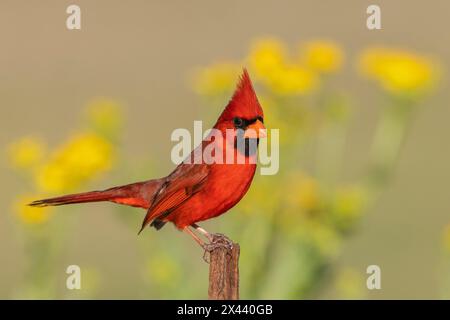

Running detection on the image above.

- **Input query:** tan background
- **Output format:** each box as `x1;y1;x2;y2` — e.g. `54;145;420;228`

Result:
0;0;449;298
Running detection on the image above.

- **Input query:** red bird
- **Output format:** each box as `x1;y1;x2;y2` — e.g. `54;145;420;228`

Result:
29;69;266;248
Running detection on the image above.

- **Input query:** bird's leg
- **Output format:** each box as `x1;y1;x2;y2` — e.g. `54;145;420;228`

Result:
184;227;214;263
191;223;214;242
183;227;206;247
191;223;234;251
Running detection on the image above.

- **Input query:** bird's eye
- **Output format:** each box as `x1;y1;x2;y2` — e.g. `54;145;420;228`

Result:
233;117;244;128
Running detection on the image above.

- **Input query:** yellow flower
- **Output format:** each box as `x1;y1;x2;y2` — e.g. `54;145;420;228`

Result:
248;38;317;95
264;64;318;95
193;63;241;96
35;133;113;193
248;38;287;79
7;136;46;170
85;98;123;140
301;40;344;73
359;47;437;94
13;194;52;224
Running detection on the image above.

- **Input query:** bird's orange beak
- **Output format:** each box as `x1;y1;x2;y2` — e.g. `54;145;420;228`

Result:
243;119;267;138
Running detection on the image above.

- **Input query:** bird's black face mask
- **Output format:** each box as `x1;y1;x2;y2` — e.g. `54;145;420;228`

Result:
234;129;259;158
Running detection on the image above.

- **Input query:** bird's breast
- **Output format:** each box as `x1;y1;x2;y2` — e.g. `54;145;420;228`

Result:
169;135;260;228
200;163;257;218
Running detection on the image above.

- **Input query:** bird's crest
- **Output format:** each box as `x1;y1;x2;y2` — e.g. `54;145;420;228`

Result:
217;68;264;122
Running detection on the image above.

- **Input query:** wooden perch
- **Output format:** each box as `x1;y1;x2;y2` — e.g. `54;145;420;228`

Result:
207;235;240;300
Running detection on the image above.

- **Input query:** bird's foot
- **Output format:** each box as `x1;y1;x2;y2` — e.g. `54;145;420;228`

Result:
201;233;234;263
202;233;233;251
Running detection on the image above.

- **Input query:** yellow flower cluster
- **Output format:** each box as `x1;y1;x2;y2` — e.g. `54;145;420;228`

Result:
359;47;437;95
35;133;113;193
249;39;343;95
193;38;344;97
7;100;119;224
302;40;344;73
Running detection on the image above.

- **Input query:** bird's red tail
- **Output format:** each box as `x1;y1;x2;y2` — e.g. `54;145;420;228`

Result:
29;190;117;207
28;180;163;209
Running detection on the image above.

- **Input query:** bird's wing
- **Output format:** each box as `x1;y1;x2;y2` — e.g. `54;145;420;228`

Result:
138;163;209;233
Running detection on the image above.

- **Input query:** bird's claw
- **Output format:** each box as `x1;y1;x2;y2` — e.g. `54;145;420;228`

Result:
201;233;234;263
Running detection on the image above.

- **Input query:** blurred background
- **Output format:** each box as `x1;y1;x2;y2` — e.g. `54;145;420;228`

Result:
1;0;449;299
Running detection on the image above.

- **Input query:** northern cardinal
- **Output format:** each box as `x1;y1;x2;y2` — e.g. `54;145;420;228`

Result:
30;69;266;248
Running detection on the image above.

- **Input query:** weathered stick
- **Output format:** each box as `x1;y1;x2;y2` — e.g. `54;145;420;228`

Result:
208;238;240;300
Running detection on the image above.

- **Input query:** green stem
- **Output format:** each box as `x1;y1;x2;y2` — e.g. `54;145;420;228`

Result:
367;98;414;196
